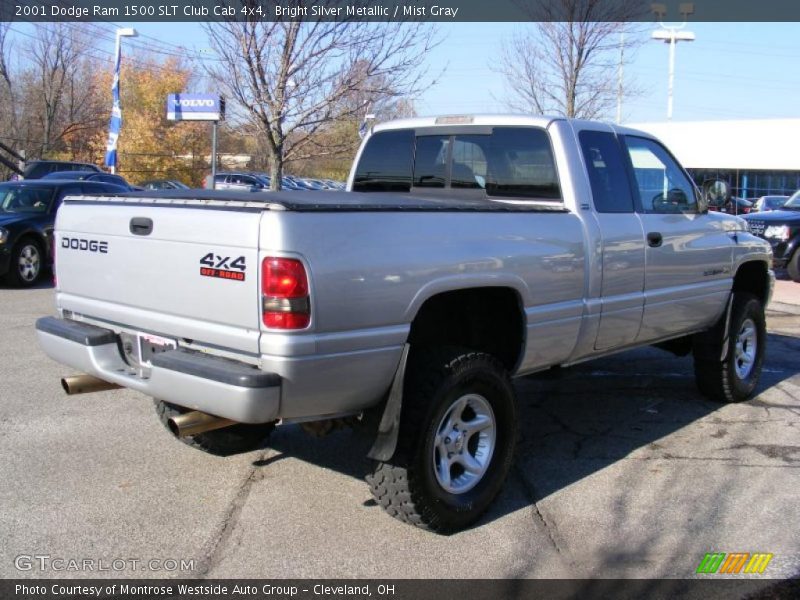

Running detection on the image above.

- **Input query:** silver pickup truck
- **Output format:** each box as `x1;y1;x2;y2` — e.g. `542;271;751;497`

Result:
36;115;773;532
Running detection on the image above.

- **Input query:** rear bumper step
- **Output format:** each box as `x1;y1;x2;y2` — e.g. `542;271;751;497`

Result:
35;316;280;424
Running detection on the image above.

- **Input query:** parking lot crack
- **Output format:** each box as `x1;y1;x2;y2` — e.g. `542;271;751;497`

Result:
193;449;271;577
511;462;576;569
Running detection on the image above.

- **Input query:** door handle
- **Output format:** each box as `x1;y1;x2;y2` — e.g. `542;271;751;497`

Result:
647;232;663;248
129;217;153;236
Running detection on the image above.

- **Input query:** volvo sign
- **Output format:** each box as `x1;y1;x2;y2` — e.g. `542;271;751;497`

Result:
166;93;225;121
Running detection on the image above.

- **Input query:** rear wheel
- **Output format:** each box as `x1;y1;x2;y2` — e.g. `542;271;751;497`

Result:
694;293;766;403
366;348;517;533
154;400;274;456
7;238;43;287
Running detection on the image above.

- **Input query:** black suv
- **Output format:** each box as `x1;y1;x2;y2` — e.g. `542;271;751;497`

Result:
742;190;800;282
0;180;126;286
21;160;101;180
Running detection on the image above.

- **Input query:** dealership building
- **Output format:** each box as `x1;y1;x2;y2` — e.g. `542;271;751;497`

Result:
628;119;800;199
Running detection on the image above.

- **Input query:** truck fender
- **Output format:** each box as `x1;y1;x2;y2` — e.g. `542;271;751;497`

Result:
366;343;410;461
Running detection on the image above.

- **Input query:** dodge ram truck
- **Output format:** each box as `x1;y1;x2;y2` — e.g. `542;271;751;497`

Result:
36;115;774;532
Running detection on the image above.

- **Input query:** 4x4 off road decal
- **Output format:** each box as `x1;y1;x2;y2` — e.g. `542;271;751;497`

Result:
200;252;246;282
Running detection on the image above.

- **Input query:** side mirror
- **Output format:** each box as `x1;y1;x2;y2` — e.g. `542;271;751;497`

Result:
701;179;731;214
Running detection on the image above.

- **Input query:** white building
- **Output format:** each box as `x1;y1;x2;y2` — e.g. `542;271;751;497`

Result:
628;118;800;199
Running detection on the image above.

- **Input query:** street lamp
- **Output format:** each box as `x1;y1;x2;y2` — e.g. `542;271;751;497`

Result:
105;27;137;174
651;3;695;120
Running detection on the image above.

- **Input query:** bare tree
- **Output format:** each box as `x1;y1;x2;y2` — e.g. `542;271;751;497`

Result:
0;24;20;167
27;24;81;154
497;0;645;119
204;11;437;189
20;24;105;160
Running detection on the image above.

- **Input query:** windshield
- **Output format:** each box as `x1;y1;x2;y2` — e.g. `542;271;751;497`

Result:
785;190;800;209
766;196;788;209
0;186;54;214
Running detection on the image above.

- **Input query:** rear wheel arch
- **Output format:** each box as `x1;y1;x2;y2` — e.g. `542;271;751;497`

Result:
406;286;526;372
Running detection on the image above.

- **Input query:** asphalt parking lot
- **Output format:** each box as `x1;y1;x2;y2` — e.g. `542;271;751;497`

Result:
1;281;798;583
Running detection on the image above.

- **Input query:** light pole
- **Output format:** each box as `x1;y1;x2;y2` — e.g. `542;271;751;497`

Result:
105;27;137;174
651;3;695;120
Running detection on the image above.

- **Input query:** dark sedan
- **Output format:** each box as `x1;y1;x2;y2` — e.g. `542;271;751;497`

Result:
43;170;136;190
0;180;126;286
139;179;191;190
742;191;800;282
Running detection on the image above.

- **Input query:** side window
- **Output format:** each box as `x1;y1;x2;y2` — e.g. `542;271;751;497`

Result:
624;136;697;213
451;137;486;189
482;128;560;200
353;129;414;192
578;130;634;213
414;135;449;188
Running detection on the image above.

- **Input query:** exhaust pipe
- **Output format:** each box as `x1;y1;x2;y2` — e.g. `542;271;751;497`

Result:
168;411;236;437
61;374;121;395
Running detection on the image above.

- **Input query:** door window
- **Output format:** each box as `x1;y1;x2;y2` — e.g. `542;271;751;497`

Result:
624;136;697;213
578;130;634;213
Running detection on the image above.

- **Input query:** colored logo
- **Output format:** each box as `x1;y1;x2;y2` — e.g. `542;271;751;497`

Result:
696;552;773;574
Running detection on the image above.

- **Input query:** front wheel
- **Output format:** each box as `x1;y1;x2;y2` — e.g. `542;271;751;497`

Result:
694;293;766;403
788;249;800;283
7;238;43;287
366;348;517;533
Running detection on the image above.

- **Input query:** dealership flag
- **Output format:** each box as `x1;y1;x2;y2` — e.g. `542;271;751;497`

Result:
104;43;122;169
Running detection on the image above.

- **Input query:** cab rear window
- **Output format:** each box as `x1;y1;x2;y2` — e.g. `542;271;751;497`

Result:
353;126;561;201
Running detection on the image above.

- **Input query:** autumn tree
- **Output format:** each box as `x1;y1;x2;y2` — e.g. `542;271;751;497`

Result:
204;14;437;189
91;56;210;186
498;0;645;119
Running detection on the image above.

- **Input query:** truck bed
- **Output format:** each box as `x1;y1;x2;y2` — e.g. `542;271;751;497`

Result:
68;189;568;213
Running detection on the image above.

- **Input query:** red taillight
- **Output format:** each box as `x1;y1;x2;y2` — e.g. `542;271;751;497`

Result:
261;257;310;329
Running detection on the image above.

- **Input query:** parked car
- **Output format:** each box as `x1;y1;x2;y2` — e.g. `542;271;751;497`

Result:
36;115;772;532
22;160;101;180
212;172;271;192
0;180;126;286
743;190;800;281
752;195;789;213
280;176;302;190
139;179;191;191
43;170;137;191
708;195;753;214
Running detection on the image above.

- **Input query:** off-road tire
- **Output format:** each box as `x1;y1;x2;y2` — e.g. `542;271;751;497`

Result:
694;293;766;403
788;249;800;283
366;347;517;533
154;400;274;456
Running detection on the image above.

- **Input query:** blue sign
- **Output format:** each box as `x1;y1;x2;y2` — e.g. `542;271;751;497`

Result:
167;94;225;121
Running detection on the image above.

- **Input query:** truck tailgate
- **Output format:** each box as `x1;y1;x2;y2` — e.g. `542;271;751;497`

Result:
55;199;264;354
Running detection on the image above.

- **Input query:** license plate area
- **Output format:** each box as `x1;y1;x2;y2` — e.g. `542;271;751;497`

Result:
138;333;177;366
